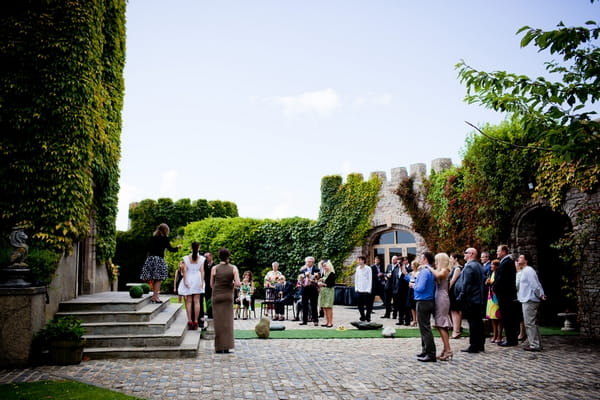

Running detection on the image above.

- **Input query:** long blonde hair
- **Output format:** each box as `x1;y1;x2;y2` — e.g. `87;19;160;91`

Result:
434;252;451;280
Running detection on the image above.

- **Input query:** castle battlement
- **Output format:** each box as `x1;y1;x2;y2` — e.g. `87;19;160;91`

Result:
369;158;453;184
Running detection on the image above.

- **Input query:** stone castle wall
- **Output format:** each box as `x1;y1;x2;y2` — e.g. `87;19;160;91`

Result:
343;158;452;266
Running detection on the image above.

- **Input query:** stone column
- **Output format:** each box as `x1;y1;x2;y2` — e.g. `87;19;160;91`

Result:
0;286;47;367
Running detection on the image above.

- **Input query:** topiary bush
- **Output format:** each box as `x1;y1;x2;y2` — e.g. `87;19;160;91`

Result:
129;285;143;298
140;283;150;294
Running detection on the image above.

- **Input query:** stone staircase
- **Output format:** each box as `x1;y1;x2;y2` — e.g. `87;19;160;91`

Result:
55;291;202;359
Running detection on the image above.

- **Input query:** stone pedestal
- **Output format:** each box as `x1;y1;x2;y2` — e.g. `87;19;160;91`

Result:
0;267;32;288
0;286;47;367
557;312;578;331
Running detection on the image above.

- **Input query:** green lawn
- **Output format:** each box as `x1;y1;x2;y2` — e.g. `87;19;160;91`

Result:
0;380;143;400
235;326;578;339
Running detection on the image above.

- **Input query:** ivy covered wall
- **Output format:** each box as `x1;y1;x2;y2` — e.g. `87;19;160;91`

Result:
0;1;126;263
158;173;382;293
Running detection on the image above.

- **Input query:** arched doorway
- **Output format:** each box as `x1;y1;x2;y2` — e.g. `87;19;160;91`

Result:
371;230;418;266
514;206;573;326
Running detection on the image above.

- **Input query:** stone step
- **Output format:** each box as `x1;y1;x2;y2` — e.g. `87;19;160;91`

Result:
56;301;168;323
58;291;157;313
84;326;203;359
55;291;205;360
81;303;182;335
82;305;191;348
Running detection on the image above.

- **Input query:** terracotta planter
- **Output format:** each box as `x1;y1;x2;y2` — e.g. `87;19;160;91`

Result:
49;339;85;365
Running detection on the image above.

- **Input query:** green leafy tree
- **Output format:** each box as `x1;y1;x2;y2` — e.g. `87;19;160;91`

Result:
456;4;600;205
397;121;536;253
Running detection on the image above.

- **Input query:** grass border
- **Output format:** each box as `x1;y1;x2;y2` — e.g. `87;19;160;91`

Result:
235;326;579;339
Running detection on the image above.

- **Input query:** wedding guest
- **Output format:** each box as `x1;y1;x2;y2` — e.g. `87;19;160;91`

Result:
263;261;282;316
201;252;215;320
299;256;320;326
382;256;398;319
237;271;254;320
485;259;503;343
354;255;373;322
494;244;519;347
517;253;546;352
515;260;527;342
392;257;410;326
174;262;184;303
404;259;420;327
448;254;463;339
177;242;205;330
455;247;485;354
210;248;241;354
411;252;437;362
370;256;385;315
318;260;336;327
428;253;453;361
273;275;294;321
140;223;181;303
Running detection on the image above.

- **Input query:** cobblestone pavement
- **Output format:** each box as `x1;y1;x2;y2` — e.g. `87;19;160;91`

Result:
1;306;599;399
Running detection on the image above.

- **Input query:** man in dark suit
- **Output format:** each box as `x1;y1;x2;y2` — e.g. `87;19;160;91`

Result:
455;247;485;353
481;251;492;279
370;256;385;315
200;252;215;321
393;257;411;325
299;256;321;326
493;244;519;346
381;256;397;318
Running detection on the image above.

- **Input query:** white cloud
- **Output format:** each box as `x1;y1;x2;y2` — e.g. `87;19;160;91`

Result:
352;92;393;107
160;169;179;196
272;88;341;117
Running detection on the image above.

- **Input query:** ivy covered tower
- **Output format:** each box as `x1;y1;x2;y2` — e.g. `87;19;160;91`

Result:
0;1;126;312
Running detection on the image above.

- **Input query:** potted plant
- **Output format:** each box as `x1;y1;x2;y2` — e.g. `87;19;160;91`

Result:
35;315;86;365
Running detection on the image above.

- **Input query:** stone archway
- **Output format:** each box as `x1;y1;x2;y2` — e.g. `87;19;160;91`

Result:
513;204;573;325
365;224;427;266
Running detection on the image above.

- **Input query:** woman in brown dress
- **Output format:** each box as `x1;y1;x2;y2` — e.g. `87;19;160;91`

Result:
210;248;241;354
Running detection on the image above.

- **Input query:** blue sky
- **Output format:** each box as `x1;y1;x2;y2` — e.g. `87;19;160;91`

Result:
117;0;596;230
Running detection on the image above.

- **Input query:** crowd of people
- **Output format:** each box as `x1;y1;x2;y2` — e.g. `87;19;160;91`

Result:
405;245;547;362
141;224;547;357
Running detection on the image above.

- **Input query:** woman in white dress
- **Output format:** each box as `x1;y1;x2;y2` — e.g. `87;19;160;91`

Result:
177;242;205;330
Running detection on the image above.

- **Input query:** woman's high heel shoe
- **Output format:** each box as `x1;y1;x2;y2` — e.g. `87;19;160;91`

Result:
438;350;453;361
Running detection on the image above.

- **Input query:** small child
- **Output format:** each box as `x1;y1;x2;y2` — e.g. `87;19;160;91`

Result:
174;264;184;303
237;271;254;319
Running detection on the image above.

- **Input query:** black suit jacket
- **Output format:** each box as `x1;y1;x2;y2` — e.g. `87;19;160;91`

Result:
371;264;385;293
391;265;409;296
493;255;517;302
384;263;395;290
203;261;215;294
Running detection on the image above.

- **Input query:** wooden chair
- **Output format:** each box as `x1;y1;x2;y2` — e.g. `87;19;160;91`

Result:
235;292;256;319
260;288;276;318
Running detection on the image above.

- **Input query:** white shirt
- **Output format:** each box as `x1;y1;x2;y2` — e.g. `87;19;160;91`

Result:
517;265;545;303
354;265;372;293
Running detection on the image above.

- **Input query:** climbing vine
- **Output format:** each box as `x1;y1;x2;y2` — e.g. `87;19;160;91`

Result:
315;173;382;272
397;121;538;253
0;1;126;267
